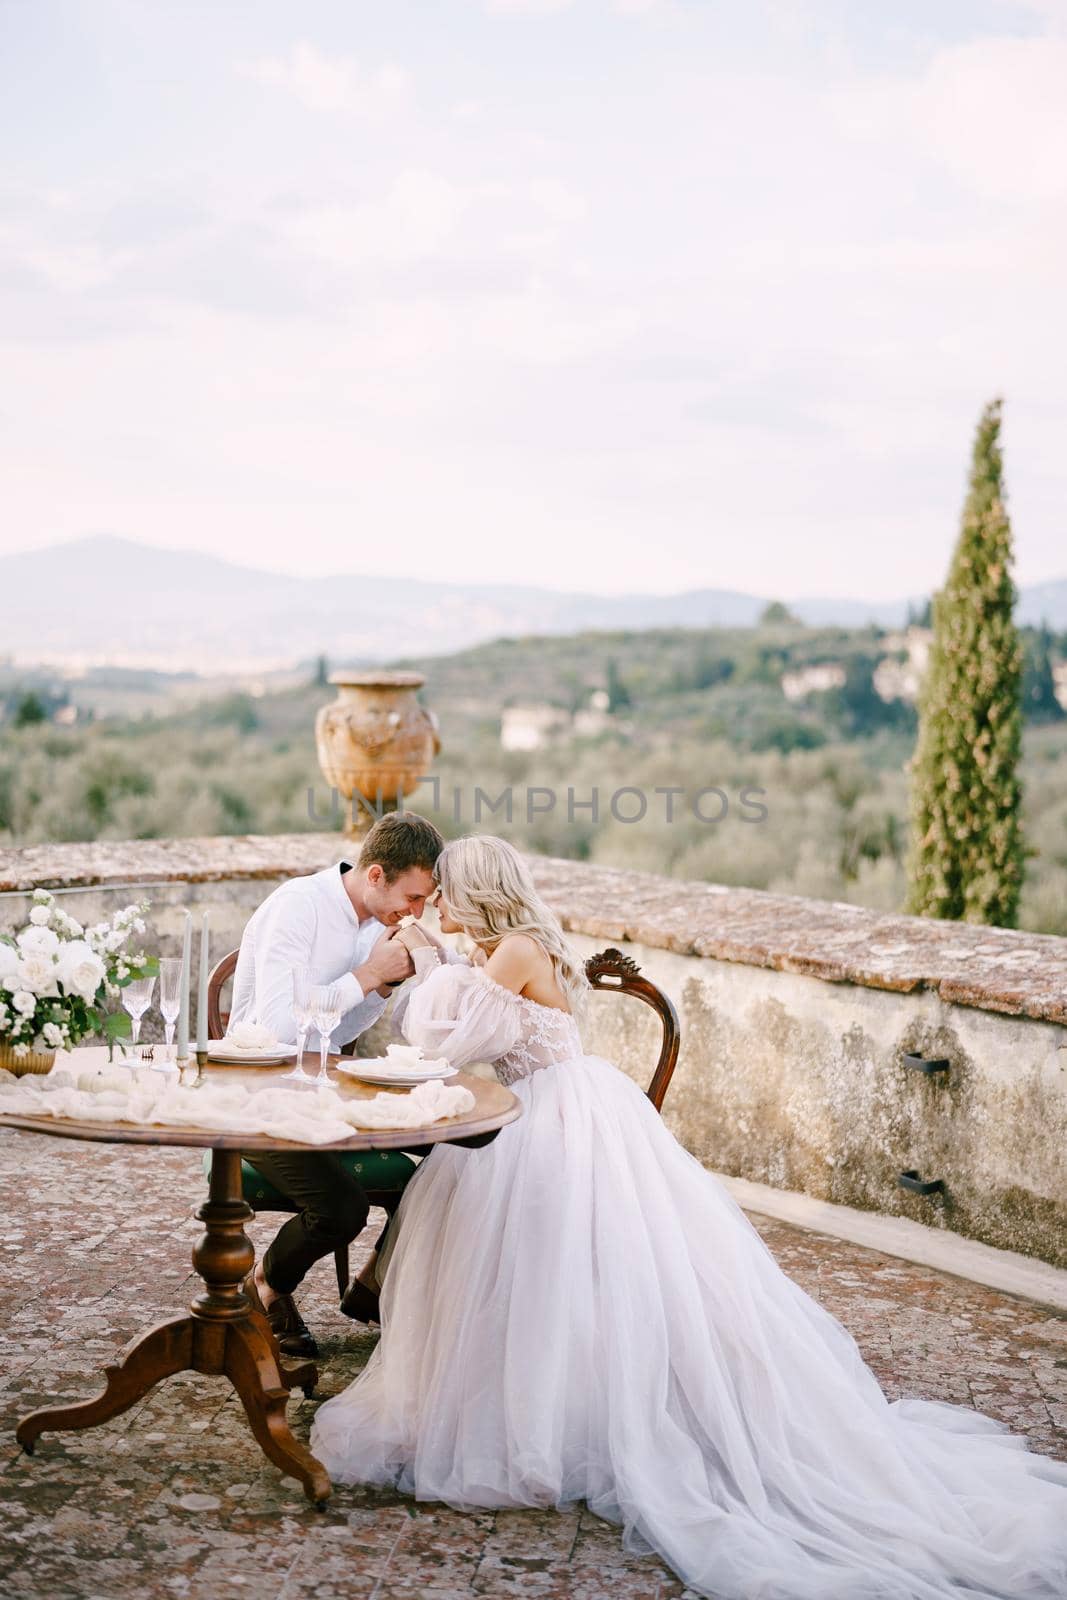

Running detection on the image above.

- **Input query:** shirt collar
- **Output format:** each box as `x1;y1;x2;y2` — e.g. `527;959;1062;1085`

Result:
327;860;361;929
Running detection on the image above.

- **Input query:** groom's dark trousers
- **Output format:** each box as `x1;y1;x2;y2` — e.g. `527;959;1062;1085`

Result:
242;1147;433;1295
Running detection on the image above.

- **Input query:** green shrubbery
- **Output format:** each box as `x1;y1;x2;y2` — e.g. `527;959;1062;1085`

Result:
2;615;1065;933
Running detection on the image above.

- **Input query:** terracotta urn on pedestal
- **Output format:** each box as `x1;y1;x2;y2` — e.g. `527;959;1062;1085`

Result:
315;671;441;836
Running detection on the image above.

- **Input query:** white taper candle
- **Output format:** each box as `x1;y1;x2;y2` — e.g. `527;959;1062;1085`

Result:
176;910;192;1060
197;911;210;1054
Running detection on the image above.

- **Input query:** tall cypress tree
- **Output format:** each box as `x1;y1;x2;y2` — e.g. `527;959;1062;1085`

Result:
905;398;1024;926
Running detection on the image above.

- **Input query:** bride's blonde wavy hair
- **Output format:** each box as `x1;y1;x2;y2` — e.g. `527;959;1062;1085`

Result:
434;835;589;1010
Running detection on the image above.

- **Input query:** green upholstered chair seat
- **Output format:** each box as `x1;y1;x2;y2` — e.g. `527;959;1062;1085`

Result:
201;1149;418;1213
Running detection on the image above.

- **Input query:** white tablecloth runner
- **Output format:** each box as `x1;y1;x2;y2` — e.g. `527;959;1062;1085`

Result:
0;1062;476;1146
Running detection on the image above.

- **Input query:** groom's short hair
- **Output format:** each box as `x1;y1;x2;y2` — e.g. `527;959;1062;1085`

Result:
357;811;444;882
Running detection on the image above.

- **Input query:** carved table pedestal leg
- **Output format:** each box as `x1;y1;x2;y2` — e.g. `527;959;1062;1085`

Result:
16;1148;331;1506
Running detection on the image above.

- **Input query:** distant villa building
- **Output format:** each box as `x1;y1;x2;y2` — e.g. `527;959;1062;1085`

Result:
500;704;572;752
500;690;614;751
872;626;932;703
780;663;846;702
1052;659;1067;711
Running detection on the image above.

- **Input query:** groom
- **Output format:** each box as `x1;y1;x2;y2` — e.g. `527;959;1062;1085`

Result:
230;810;445;1358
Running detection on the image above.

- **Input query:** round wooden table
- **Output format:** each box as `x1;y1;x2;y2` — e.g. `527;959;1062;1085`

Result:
1;1051;522;1506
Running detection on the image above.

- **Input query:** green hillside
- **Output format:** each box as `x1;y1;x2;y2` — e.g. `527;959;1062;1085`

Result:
2;621;1065;934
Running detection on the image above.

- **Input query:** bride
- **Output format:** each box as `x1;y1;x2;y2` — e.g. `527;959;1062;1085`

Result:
310;836;1067;1600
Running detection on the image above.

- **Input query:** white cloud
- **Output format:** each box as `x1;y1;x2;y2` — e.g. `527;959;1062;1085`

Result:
5;4;1067;595
528;178;588;224
485;0;575;14
284;172;485;266
831;37;1067;203
485;0;666;11
279;169;587;272
237;42;412;119
998;0;1067;28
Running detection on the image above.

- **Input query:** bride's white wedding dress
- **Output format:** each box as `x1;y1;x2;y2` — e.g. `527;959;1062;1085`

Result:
310;963;1067;1600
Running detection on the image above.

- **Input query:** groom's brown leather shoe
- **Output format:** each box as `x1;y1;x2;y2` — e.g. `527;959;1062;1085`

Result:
244;1272;319;1359
339;1277;381;1325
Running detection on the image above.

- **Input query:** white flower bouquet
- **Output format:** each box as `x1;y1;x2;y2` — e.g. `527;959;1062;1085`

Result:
0;890;160;1071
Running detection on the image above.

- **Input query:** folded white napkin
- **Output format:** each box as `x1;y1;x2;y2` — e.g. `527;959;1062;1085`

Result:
346;1077;471;1127
0;1066;476;1146
220;1021;284;1053
373;1042;451;1075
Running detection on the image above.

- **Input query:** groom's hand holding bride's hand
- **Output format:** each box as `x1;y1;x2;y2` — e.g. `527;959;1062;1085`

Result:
354;928;416;996
394;922;435;954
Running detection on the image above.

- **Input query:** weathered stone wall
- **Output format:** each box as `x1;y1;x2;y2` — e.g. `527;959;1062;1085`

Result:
2;835;1065;1264
572;939;1067;1267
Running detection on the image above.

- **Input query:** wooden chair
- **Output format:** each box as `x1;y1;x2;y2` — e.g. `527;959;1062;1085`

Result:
584;948;680;1112
207;949;238;1039
204;944;681;1297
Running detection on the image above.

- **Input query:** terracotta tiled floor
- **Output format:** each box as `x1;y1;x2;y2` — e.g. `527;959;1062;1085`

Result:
1;1130;1064;1599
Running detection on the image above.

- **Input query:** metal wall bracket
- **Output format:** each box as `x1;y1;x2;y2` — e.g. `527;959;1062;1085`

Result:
903;1052;950;1076
898;1170;945;1197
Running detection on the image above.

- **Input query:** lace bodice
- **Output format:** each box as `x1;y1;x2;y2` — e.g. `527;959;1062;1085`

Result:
401;963;582;1087
492;988;583;1086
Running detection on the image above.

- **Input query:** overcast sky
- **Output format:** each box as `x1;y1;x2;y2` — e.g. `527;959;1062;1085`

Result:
2;0;1066;598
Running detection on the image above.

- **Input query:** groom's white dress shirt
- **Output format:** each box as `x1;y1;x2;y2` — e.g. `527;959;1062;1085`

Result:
229;861;389;1050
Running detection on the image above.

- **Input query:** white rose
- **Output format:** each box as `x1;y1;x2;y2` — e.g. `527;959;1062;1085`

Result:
56;940;106;1001
16;953;59;996
12;990;37;1017
29;904;52;926
42;1021;65;1048
0;943;18;984
17;925;60;955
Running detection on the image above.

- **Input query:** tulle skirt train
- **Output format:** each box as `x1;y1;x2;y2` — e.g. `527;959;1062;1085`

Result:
311;1053;1067;1600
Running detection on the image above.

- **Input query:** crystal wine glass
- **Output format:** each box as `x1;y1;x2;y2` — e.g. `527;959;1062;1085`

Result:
309;981;345;1085
158;957;182;1062
122;974;156;1051
281;966;317;1085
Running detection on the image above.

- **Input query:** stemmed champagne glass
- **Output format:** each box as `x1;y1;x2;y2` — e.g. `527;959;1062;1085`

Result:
309;981;344;1085
122;974;156;1055
158;957;182;1063
280;967;317;1085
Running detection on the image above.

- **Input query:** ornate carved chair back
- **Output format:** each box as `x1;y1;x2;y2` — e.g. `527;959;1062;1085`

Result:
207;949;239;1040
583;948;681;1113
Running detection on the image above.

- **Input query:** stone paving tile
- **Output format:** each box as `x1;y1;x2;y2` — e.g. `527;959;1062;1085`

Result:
1;1129;1065;1600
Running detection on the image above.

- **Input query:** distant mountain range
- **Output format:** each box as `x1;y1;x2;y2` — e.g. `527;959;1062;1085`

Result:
2;536;1066;674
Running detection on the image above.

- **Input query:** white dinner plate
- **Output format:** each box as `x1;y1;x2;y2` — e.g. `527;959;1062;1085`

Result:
206;1040;297;1066
335;1061;457;1087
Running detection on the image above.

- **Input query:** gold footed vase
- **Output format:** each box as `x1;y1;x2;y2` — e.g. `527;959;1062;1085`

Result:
0;1044;56;1078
